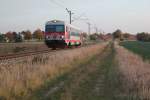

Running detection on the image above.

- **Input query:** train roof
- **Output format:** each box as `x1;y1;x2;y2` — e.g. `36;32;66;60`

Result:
46;20;82;32
46;20;65;25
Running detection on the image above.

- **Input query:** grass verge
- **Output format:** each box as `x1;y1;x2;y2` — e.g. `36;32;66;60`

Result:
28;42;127;100
120;41;150;60
0;43;107;100
116;42;150;99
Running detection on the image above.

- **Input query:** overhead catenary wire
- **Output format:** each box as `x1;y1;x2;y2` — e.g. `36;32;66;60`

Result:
56;0;65;5
49;0;88;24
49;0;66;9
48;0;103;34
49;0;74;24
72;13;87;22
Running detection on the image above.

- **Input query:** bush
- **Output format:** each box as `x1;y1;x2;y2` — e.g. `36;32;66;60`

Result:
21;30;32;40
14;33;23;43
123;33;130;39
89;33;100;40
137;32;150;42
33;29;44;40
0;33;5;42
112;29;122;40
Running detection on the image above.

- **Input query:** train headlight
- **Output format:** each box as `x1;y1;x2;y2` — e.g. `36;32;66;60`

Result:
46;36;49;39
61;36;64;39
46;36;50;40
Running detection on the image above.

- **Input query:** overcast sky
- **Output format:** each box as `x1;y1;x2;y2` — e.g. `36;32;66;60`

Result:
0;0;150;34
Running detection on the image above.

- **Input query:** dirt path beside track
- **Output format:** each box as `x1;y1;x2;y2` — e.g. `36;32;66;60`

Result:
28;43;124;100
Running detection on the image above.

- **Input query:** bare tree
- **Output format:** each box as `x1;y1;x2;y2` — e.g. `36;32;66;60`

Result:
21;30;32;40
33;29;44;40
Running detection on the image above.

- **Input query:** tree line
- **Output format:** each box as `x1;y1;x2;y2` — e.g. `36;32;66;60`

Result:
136;32;150;42
112;29;131;40
112;29;150;42
1;28;149;43
0;29;44;43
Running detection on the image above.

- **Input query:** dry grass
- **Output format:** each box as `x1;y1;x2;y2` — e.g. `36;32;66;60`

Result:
0;43;107;100
0;42;47;55
115;43;150;99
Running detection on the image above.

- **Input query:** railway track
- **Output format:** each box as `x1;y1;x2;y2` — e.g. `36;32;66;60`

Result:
0;49;55;60
0;42;101;61
0;47;81;61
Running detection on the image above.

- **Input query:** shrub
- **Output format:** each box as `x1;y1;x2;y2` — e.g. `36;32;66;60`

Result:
0;33;5;42
112;29;122;40
137;32;150;42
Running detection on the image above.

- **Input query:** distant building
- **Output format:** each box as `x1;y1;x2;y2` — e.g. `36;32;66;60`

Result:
100;34;113;41
128;35;137;41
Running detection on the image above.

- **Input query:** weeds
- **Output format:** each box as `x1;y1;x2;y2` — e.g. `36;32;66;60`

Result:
0;43;107;100
40;42;126;100
0;43;47;55
115;43;150;99
13;47;26;53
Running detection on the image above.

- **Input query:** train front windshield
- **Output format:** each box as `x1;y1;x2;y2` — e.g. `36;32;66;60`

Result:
46;25;65;32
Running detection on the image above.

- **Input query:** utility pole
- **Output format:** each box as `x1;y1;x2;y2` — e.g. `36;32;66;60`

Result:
66;8;74;24
87;22;91;35
94;26;98;34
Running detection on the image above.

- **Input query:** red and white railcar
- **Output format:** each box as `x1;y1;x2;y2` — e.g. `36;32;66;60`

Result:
45;20;82;49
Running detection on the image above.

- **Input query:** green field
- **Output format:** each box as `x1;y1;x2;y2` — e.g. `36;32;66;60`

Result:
120;41;150;60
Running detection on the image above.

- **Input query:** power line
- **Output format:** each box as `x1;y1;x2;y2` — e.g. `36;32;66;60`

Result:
50;0;66;9
49;0;88;24
49;0;74;24
49;0;98;33
72;13;87;22
57;0;65;5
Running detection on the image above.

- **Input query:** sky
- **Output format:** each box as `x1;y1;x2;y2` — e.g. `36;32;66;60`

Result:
0;0;150;34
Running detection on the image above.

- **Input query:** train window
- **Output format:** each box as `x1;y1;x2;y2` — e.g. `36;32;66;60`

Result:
71;32;79;36
56;25;64;32
46;25;55;32
46;25;64;32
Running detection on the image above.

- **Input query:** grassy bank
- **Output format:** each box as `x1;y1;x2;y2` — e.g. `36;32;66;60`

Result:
27;42;126;100
2;41;147;100
0;43;107;100
28;42;150;100
116;43;150;99
120;41;150;60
